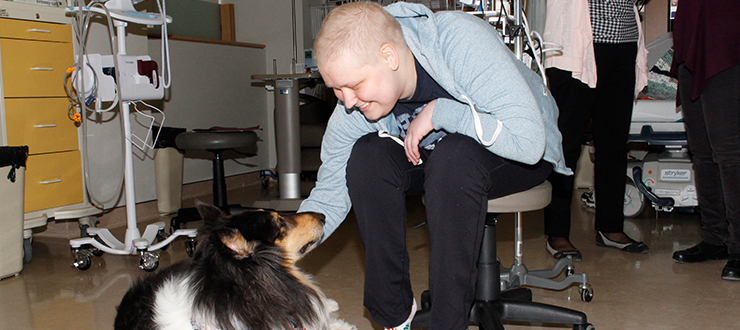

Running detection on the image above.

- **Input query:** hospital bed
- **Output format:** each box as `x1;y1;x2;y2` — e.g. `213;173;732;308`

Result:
624;99;698;218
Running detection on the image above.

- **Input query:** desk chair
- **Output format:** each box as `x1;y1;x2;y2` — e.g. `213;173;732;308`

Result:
170;130;258;232
411;181;594;330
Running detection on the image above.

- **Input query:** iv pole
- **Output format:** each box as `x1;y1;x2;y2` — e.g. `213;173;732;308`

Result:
67;0;197;272
513;0;523;61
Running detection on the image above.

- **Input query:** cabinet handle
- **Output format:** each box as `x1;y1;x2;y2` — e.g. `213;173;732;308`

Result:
27;29;52;33
34;124;57;128
39;179;62;184
30;67;54;71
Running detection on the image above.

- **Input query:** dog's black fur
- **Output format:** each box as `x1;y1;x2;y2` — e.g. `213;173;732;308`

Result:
113;201;351;330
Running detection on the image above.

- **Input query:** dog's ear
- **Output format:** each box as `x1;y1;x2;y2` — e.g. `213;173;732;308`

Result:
195;200;228;228
219;228;257;259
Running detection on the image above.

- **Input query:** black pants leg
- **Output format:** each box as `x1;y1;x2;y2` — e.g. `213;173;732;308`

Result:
347;133;551;330
544;68;596;238
680;63;740;255
591;42;637;233
545;42;637;237
347;134;420;328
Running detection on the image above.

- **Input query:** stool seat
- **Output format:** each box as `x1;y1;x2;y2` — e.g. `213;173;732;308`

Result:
170;129;260;231
175;131;257;151
487;181;551;213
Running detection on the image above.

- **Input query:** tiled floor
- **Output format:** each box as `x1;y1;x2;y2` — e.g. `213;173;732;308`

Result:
1;181;738;330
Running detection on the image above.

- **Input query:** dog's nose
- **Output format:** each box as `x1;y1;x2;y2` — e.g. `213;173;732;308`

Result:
317;213;326;225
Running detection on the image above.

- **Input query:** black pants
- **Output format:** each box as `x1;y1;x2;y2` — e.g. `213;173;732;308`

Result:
346;133;551;330
544;42;637;238
679;63;740;256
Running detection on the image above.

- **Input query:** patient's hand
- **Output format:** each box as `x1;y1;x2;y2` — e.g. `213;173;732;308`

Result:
405;99;436;166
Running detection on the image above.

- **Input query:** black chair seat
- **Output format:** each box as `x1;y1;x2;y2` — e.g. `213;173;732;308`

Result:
171;130;259;231
175;131;257;151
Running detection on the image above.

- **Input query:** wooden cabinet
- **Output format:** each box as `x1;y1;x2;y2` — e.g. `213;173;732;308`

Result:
0;39;73;97
0;17;83;213
4;98;78;154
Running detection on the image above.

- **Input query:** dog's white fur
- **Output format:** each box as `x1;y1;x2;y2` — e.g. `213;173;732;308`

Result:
153;275;195;329
150;273;354;330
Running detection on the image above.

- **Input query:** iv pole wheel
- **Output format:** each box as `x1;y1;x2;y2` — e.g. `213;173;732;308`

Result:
72;249;92;270
139;251;160;272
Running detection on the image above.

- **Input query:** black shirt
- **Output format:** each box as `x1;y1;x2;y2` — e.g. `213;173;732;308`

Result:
392;56;452;149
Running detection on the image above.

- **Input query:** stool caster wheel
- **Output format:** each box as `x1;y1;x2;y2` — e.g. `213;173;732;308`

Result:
579;283;593;302
574;323;595;330
72;249;92;270
186;238;197;257
566;264;575;276
139;251;160;272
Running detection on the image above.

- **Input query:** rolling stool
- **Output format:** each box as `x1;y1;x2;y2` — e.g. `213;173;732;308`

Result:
411;181;594;330
170;130;259;231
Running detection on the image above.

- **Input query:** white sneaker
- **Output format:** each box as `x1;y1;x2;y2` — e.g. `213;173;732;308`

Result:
581;188;595;209
384;298;417;330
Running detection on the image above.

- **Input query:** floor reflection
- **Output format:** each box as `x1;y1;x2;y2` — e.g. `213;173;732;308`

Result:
1;186;737;330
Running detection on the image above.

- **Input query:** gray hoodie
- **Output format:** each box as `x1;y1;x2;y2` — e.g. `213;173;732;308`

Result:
298;2;571;240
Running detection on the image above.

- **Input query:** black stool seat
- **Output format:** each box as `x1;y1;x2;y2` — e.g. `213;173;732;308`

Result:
175;131;258;151
171;130;259;230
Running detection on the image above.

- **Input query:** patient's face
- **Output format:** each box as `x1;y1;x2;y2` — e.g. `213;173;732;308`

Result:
320;53;404;121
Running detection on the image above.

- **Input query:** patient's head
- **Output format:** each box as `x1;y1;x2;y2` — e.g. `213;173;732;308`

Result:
314;1;406;69
313;2;415;121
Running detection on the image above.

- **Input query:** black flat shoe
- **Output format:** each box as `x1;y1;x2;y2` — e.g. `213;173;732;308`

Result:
596;231;649;254
722;259;740;281
546;240;583;262
673;241;729;263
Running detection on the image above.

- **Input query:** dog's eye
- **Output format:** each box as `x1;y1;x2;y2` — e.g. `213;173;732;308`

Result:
299;241;315;255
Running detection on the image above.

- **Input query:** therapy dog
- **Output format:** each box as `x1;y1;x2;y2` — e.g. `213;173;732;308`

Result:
114;201;355;330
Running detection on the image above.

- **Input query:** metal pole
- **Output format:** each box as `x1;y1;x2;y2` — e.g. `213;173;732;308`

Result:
292;0;298;73
115;21;141;253
514;0;523;60
274;79;302;199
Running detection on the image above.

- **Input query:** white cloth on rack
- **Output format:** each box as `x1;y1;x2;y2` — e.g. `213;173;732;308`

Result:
543;0;597;88
542;0;648;97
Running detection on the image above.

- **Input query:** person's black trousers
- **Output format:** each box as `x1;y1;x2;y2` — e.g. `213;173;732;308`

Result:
679;63;740;256
544;42;637;238
346;133;551;330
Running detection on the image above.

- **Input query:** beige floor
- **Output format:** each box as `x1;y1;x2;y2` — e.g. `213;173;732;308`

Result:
1;181;738;330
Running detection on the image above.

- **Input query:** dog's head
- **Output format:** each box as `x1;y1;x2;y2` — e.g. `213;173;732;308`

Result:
194;200;325;263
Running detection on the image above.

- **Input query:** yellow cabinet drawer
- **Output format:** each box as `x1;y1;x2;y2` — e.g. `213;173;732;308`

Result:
24;150;83;213
0;18;71;43
0;38;73;97
4;98;78;155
